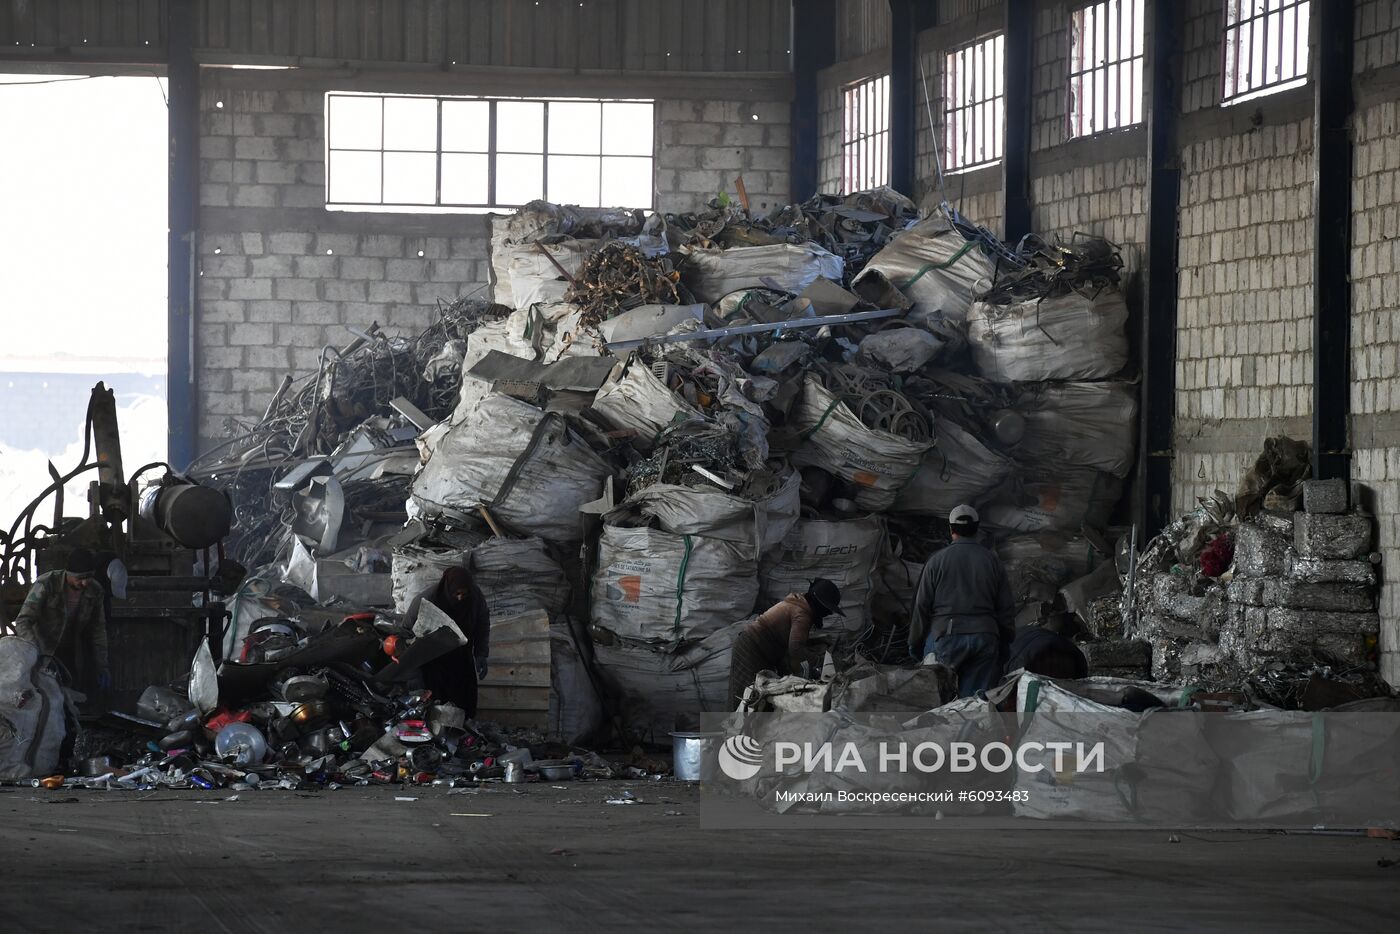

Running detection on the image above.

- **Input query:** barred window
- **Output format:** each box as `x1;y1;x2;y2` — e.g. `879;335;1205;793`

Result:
324;93;654;212
1067;0;1145;138
842;74;890;193
1222;0;1311;104
944;34;1005;172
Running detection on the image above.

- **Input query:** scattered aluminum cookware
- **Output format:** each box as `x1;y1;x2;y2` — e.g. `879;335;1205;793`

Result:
530;759;577;781
503;761;526;783
300;723;347;757
82;755;116;777
240;618;300;664
277;673;329;704
289;699;331;728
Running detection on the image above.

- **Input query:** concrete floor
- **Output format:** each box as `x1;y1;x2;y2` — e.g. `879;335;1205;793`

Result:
2;782;1396;933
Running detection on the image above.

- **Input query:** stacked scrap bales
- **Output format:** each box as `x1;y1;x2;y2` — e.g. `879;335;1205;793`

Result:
1120;472;1382;703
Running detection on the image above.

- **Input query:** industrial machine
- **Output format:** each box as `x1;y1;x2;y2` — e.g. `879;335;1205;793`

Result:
0;382;240;711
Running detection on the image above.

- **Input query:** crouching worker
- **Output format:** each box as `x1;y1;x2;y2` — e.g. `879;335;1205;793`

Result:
908;505;1015;698
13;548;110;695
404;567;490;716
727;578;843;709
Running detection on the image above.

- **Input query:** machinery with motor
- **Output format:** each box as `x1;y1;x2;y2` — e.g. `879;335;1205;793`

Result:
0;382;242;710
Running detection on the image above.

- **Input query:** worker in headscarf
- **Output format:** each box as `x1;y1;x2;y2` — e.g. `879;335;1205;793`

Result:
727;578;843;709
403;566;491;716
13;548;111;694
908;505;1015;698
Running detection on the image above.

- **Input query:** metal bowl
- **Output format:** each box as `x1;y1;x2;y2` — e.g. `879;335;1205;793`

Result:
532;759;577;781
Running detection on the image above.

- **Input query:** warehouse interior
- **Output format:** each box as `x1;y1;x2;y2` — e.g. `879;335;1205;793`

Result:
2;1;1400;927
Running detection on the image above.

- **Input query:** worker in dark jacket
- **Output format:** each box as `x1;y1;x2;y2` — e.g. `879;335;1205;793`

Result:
908;505;1014;698
404;566;491;716
13;548;111;693
727;578;843;709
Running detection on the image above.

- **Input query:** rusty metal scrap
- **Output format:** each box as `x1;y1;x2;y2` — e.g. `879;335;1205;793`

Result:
563;242;683;330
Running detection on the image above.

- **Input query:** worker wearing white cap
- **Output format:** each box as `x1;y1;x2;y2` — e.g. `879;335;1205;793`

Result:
907;504;1014;697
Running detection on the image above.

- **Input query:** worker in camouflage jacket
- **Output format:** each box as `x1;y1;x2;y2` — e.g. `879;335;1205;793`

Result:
13;548;111;692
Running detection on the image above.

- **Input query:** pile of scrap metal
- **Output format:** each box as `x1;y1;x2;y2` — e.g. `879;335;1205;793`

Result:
179;193;1146;749
190;298;510;578
40;608;621;791
1110;440;1392;710
666;187;918;284
466;196;1143;742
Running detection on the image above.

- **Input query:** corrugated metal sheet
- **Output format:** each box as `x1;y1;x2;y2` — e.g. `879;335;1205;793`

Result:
0;0;792;70
195;0;792;71
0;0;165;51
835;0;889;60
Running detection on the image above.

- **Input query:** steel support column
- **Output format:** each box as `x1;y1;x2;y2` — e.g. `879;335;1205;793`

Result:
1312;0;1354;481
1002;0;1033;242
1138;0;1183;540
167;0;198;471
791;0;837;200
888;0;938;198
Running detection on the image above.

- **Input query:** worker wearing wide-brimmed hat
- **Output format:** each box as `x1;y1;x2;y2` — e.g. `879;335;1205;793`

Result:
727;578;843;709
908;505;1014;698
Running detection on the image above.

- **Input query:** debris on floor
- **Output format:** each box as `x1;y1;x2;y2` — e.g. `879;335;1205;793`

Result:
6;189;1388;802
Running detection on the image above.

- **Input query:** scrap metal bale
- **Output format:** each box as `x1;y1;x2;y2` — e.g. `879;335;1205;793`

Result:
1286;555;1377;585
1302;478;1348;514
1293;512;1373;560
1150;574;1202;622
1226;578;1266;606
1082;639;1151;672
1259;580;1374;613
1233;523;1293;577
1223;605;1379;668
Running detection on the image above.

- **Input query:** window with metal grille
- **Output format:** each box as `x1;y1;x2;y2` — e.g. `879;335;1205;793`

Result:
842;74;890;193
944;34;1005;172
1222;0;1311;103
324;93;655;212
1067;0;1145;138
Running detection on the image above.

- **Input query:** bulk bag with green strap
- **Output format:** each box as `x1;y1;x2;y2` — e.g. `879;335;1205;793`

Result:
791;376;930;511
892;418;1012;518
966;289;1129;382
412;393;610;545
851;218;994;322
590;525;758;647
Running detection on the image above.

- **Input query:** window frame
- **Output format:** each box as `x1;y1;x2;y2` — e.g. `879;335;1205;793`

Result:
943;33;1006;173
1220;0;1311;105
841;73;891;194
323;92;656;212
1066;0;1146;140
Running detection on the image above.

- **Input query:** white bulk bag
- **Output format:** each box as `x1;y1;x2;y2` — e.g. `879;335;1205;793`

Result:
622;470;800;553
892;418;1014;517
591;526;758;646
967;289;1129;382
681;243;844;304
851;217;994;321
1016;381;1139;478
412;394;609;544
791;376;930;511
759;515;886;635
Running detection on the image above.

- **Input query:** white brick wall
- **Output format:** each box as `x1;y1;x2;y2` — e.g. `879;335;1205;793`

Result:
818;77;844;195
655;99;791;214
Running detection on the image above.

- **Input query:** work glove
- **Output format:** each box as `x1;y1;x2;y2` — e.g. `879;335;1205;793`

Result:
475;657;489;681
97;669;112;690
